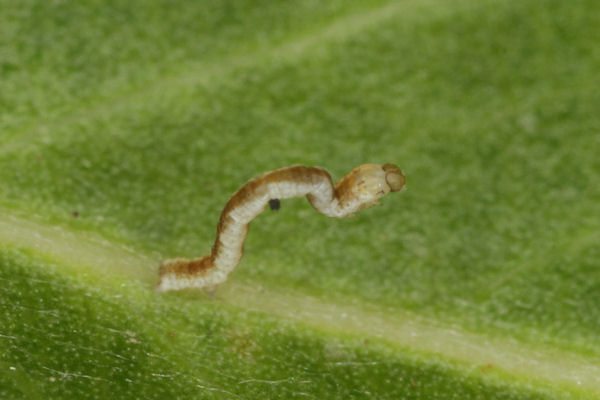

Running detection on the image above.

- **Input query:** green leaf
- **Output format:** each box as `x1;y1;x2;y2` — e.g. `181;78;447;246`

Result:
1;0;599;398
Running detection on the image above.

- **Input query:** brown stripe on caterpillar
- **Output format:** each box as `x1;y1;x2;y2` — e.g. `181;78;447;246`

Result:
156;163;405;292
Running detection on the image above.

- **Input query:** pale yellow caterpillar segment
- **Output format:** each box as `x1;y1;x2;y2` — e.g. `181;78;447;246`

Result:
156;164;405;292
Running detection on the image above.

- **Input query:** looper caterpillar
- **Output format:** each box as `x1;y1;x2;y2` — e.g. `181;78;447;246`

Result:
156;163;405;292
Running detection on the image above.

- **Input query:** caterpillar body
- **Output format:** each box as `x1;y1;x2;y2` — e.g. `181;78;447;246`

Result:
156;163;405;292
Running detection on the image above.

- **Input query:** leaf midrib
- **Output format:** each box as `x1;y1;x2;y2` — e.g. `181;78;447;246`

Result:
1;209;598;397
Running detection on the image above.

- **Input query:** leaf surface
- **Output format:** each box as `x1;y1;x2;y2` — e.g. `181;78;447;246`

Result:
1;0;599;398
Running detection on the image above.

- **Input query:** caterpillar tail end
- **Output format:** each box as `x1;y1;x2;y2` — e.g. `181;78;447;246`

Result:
156;255;215;292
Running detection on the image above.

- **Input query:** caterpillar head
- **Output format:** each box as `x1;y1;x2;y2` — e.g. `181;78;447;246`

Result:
382;163;405;192
336;163;405;212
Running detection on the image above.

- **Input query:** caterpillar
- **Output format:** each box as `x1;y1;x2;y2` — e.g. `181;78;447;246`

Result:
156;163;405;292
